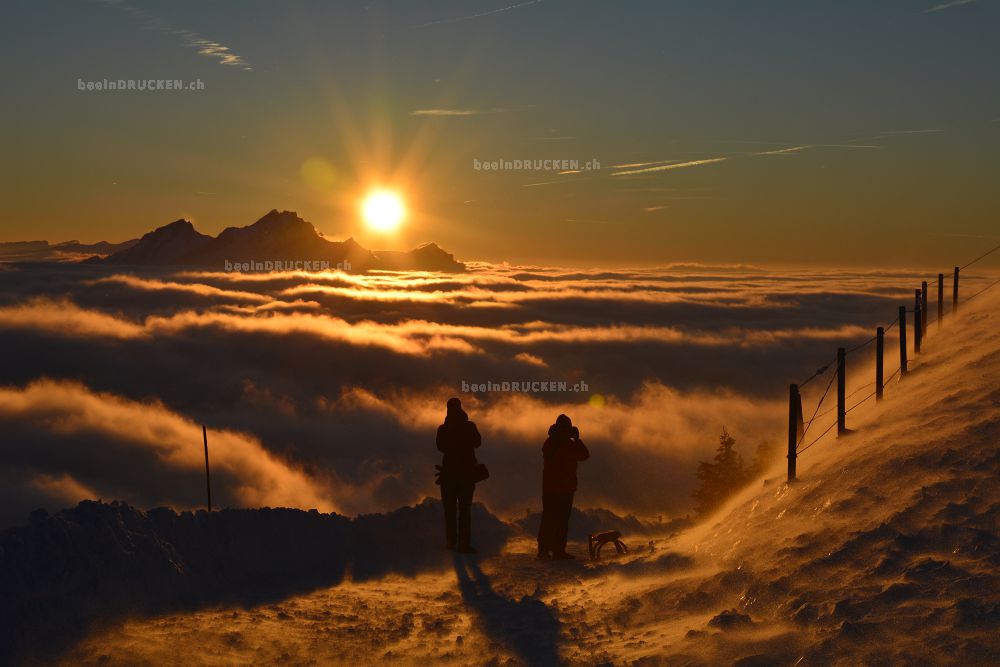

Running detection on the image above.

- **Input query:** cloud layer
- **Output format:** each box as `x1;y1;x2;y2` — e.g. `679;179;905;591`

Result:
0;261;969;527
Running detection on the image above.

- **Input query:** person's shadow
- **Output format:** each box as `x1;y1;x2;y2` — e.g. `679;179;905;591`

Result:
452;555;562;666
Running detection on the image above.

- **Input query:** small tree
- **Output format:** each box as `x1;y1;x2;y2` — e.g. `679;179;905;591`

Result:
692;427;748;515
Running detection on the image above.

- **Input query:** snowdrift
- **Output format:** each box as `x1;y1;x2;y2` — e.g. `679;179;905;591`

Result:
514;506;689;543
600;287;1000;665
0;498;510;662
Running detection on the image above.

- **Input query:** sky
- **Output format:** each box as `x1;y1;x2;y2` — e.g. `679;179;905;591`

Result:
2;0;998;266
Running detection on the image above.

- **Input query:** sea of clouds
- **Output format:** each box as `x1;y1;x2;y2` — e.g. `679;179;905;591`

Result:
0;261;955;528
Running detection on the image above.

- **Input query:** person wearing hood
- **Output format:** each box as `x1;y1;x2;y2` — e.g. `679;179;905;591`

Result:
537;414;590;560
436;397;482;553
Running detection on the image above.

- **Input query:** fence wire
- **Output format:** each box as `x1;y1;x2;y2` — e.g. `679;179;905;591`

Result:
797;356;836;389
965;276;1000;303
789;246;1000;464
797;367;837;447
960;242;1000;271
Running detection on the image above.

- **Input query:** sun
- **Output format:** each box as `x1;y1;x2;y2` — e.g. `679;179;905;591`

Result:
361;190;406;233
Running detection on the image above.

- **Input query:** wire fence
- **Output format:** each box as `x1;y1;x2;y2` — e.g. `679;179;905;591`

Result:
785;243;1000;481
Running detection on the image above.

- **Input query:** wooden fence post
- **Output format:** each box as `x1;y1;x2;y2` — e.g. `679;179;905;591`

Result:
914;289;922;354
876;326;884;401
899;306;908;376
953;266;960;315
937;273;944;328
203;424;212;513
921;281;928;332
837;347;846;436
787;384;801;482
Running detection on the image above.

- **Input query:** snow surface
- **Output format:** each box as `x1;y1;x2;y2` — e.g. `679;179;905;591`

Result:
43;287;1000;664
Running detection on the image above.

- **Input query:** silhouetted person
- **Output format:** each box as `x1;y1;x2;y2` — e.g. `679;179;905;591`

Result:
437;397;481;554
537;414;589;560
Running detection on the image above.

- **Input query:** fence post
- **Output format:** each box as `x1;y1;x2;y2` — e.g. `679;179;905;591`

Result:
937;273;944;328
876;326;884;401
899;306;908;376
787;384;801;482
837;347;846;436
921;281;928;332
914;289;922;354
953;266;960;315
203;424;212;513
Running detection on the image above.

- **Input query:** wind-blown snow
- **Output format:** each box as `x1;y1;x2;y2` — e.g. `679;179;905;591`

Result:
50;285;1000;664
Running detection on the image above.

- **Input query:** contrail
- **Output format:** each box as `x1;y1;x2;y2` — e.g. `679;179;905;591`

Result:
409;0;544;29
922;0;978;13
610;157;728;177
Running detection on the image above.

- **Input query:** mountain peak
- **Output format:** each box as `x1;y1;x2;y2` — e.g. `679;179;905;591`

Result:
251;209;306;228
98;209;464;271
103;219;210;265
156;219;197;234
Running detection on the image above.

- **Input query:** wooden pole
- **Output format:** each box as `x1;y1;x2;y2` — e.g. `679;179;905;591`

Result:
876;326;884;402
899;306;908;376
203;424;212;513
796;390;804;443
953;266;960;316
787;384;801;482
837;347;846;436
937;273;944;328
921;281;928;332
914;289;922;354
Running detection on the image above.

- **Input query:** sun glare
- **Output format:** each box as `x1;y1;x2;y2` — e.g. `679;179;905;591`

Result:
361;190;406;233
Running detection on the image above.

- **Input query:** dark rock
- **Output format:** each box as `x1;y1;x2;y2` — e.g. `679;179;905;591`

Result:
707;609;754;631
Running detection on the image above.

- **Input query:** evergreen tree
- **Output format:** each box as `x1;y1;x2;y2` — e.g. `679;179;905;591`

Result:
692;427;748;515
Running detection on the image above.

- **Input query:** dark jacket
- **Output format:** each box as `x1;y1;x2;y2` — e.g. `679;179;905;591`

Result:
542;425;589;494
436;411;481;476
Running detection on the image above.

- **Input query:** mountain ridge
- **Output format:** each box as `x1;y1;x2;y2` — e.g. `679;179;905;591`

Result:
0;210;465;272
95;209;465;272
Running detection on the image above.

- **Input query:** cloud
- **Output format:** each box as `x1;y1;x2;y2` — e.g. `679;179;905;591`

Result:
0;378;332;526
756;145;812;156
408;0;544;29
528;135;575;141
0;297;145;338
514;352;548;367
90;275;271;303
611;160;680;169
411;108;507;117
610;157;729;177
327;380;787;515
0;263;944;526
102;1;252;70
922;0;978;12
0;293;881;352
608;142;882;180
878;128;944;135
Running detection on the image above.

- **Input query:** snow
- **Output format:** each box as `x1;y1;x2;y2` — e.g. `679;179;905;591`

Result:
17;288;1000;664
